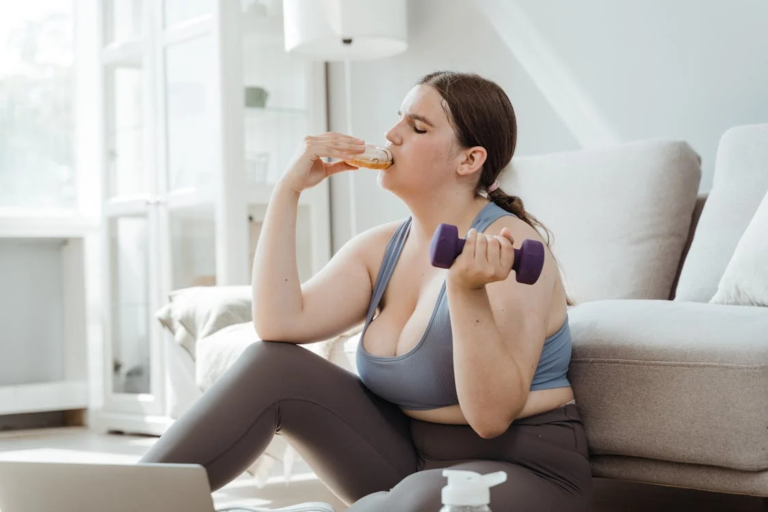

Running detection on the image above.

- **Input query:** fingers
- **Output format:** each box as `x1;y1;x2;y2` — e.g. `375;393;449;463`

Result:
325;160;359;176
486;234;501;271
338;146;367;161
475;229;515;280
450;227;519;288
304;133;366;161
462;228;477;260
496;234;514;273
474;229;488;265
310;132;367;154
306;132;365;145
321;143;367;161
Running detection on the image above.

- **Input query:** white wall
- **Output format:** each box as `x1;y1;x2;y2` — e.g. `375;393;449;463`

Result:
327;0;768;251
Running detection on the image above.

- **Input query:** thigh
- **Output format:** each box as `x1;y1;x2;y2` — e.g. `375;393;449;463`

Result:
267;342;420;503
140;340;418;501
349;460;590;512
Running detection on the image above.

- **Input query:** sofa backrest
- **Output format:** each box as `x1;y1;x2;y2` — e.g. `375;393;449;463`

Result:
501;139;701;304
669;192;708;300
674;123;768;303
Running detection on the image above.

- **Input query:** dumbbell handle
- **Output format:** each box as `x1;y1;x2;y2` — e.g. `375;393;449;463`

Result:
429;223;545;285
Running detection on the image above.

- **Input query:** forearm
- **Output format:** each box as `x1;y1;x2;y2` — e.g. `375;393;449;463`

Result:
251;180;303;338
446;282;525;437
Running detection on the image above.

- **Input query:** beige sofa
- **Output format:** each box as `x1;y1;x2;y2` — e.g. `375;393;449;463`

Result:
157;124;768;501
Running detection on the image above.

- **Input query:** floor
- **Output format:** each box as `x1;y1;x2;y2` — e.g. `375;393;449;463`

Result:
0;426;765;511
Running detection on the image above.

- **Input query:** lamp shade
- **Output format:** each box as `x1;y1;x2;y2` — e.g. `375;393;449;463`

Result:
283;0;407;61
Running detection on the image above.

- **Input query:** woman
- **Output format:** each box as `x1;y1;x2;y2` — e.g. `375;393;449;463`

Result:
139;71;592;511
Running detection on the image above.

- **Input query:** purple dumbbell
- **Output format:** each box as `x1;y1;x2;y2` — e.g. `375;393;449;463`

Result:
429;224;545;285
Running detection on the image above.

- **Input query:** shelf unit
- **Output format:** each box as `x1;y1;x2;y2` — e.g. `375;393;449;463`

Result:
0;1;102;422
0;220;99;419
89;0;331;435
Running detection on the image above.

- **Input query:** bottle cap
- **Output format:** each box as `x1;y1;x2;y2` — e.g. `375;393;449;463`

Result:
441;469;507;507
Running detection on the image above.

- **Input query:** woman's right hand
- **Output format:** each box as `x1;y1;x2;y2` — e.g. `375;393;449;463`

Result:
280;132;367;193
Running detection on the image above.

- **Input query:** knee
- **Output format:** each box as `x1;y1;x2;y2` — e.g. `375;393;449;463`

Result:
211;339;300;392
236;339;301;372
243;338;297;356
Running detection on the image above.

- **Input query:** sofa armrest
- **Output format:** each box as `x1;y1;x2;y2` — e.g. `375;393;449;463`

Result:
568;299;768;470
568;299;768;364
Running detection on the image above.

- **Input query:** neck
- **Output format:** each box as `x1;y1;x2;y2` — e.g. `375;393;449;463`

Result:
405;191;491;246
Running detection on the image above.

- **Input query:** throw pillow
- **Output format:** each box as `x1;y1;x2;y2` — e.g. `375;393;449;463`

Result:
156;285;253;357
710;189;768;306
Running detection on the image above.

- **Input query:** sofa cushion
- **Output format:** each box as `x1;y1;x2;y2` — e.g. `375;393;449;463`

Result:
502;139;701;304
590;456;768;497
568;299;768;471
674;123;768;302
710;188;768;307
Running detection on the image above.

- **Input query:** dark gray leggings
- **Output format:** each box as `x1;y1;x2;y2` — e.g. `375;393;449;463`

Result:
138;340;593;511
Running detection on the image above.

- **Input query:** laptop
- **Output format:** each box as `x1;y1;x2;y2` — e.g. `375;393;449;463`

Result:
0;461;217;512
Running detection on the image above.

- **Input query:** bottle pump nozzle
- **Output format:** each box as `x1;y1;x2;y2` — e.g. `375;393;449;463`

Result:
441;469;507;507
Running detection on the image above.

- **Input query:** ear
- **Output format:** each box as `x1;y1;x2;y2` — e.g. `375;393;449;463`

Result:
456;146;487;178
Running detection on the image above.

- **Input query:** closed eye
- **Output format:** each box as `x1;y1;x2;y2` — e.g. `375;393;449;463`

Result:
398;110;429;134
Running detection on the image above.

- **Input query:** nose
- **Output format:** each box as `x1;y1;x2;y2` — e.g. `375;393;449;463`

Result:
384;124;402;146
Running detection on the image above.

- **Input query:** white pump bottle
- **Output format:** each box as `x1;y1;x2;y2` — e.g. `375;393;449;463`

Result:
440;469;508;511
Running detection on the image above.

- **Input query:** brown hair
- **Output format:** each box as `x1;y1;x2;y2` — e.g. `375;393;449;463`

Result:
417;71;574;306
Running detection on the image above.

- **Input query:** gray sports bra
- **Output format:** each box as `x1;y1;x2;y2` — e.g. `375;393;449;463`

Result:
356;202;572;410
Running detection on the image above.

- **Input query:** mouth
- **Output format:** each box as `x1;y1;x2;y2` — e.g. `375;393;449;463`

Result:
385;148;395;169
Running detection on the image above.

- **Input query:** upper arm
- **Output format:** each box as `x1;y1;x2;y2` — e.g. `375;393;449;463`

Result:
484;216;560;396
274;221;400;343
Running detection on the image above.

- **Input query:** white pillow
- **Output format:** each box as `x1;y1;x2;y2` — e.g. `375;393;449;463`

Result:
155;286;253;358
710;189;768;306
503;139;701;303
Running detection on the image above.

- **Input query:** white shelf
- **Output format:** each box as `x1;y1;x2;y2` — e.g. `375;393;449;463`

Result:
0;381;89;415
105;196;151;216
165;187;216;210
0;216;100;238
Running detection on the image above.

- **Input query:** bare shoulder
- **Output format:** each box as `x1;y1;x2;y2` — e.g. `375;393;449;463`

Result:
485;213;556;277
483;213;546;246
345;218;408;282
484;212;569;331
485;214;564;294
352;218;405;256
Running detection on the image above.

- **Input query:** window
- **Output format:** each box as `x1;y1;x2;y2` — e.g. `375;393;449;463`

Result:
0;1;75;210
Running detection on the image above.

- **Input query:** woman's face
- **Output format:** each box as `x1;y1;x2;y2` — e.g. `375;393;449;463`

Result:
379;85;462;196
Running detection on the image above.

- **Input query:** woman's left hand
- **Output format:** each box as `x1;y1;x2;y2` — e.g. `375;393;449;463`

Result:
446;227;516;291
